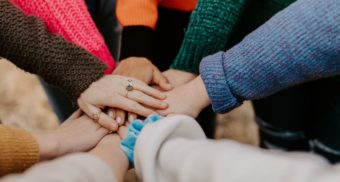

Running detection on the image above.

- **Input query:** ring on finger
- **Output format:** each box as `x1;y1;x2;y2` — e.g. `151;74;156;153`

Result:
126;79;134;91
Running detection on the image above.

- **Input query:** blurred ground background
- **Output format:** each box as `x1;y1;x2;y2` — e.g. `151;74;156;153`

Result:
0;58;258;181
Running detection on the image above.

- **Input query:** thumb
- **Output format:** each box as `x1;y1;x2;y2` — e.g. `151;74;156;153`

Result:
153;69;172;91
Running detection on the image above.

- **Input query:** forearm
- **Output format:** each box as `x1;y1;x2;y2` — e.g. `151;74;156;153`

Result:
2;154;117;182
134;115;339;182
0;0;107;104
116;0;158;60
171;0;246;74
200;0;340;113
90;146;128;182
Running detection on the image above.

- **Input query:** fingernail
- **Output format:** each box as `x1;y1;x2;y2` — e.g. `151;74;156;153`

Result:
116;117;122;125
112;122;118;131
108;111;114;118
161;102;168;108
129;115;135;122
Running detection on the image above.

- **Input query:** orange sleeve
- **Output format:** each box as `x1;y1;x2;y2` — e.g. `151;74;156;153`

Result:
0;125;39;176
116;0;159;29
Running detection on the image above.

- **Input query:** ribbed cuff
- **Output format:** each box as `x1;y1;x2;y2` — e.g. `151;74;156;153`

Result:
120;26;154;61
199;51;241;113
0;126;39;176
171;41;224;74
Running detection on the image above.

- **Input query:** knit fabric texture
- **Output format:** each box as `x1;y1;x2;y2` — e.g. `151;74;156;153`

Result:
0;0;107;104
200;0;340;113
121;114;162;166
171;0;296;74
0;125;39;177
116;0;197;29
11;0;116;73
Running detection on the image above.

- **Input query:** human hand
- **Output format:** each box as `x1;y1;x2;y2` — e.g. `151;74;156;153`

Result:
78;75;168;131
114;57;172;90
106;108;137;127
157;76;211;118
162;69;196;88
90;130;129;182
33;110;109;160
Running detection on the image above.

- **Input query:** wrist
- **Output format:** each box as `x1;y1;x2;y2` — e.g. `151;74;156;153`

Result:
32;132;60;160
191;76;211;111
90;144;128;181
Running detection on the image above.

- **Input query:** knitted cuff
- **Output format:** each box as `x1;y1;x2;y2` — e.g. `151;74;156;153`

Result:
171;40;224;74
199;52;241;113
120;115;162;167
0;126;39;176
120;26;154;61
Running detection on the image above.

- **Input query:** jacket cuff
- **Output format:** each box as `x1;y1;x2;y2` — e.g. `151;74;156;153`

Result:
199;51;241;113
120;26;154;61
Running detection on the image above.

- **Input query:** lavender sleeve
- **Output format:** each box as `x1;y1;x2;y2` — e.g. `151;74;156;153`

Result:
199;0;340;113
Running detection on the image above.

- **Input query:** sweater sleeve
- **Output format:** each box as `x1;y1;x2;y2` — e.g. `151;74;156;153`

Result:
171;0;246;74
1;153;116;182
0;0;107;105
11;0;116;73
116;0;158;60
134;115;340;182
200;0;340;113
0;125;39;177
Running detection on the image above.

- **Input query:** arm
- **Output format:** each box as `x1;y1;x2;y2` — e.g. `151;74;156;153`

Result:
0;111;109;177
11;0;116;73
135;115;340;182
2;134;128;182
116;0;158;60
171;0;247;74
0;0;107;104
1;154;117;182
200;0;340;113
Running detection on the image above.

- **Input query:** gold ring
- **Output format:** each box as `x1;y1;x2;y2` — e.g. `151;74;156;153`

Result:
126;79;134;91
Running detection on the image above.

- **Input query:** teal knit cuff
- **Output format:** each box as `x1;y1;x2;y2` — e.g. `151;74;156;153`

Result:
120;114;163;167
171;41;225;74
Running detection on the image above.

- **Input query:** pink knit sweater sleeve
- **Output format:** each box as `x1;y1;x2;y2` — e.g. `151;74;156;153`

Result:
10;0;115;74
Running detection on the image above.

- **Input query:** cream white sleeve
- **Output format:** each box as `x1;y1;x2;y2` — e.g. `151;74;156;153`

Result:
134;115;340;182
1;153;116;182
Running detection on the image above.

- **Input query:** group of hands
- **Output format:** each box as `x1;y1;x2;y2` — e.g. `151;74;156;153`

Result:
33;57;210;175
78;57;210;132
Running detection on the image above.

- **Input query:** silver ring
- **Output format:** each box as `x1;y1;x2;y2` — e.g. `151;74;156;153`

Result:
126;79;134;91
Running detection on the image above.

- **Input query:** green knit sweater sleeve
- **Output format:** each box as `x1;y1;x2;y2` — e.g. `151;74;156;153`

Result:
171;0;246;74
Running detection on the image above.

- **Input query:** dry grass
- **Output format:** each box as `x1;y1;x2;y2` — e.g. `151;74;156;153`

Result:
0;58;258;181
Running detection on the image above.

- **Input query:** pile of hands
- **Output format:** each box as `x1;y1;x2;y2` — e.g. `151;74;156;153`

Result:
77;57;210;132
34;57;210;172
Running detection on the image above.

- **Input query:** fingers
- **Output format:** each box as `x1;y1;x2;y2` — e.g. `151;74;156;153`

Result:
78;98;118;131
107;95;156;117
127;112;137;123
115;109;126;126
118;126;128;139
129;78;167;100
152;69;172;91
127;90;168;109
68;109;82;120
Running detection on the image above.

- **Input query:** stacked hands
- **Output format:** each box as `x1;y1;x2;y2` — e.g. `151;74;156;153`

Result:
36;57;211;167
77;57;210;132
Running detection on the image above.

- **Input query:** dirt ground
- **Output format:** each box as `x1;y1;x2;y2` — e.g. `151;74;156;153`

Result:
0;58;259;181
